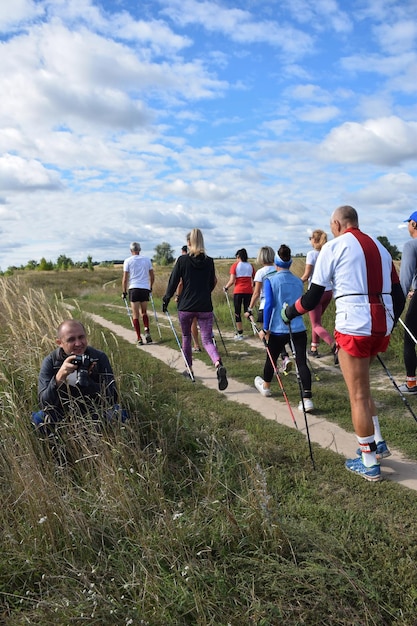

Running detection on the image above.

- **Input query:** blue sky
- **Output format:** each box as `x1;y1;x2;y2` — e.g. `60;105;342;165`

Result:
0;0;416;268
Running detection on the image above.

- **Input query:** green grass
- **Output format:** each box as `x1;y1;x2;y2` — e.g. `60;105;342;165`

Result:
2;268;417;625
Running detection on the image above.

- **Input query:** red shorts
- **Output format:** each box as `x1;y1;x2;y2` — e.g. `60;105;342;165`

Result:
335;330;390;358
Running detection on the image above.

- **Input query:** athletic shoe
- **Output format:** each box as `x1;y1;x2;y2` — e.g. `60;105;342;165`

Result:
217;365;228;391
234;333;244;341
182;369;194;381
145;332;153;344
308;350;320;358
254;376;271;397
356;440;391;460
281;356;292;374
345;457;381;482
298;398;314;412
137;338;144;346
398;383;417;393
192;347;202;352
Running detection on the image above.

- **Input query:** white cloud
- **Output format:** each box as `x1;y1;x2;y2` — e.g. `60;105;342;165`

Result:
286;0;352;33
297;105;340;123
375;20;417;54
320;116;417;166
0;154;62;190
0;0;43;29
160;0;313;56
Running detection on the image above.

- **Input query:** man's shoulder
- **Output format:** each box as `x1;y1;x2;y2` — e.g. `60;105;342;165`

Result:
41;348;63;368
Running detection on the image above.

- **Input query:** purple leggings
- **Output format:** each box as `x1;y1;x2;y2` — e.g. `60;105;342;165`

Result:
178;311;220;368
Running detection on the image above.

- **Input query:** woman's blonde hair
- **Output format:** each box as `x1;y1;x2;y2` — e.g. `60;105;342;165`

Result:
256;246;275;266
187;228;206;256
310;229;327;251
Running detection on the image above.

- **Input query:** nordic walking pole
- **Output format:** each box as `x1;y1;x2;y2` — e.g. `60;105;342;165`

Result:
287;319;315;470
398;317;417;346
248;315;298;429
306;353;321;382
149;292;162;339
377;354;417;424
379;296;417;346
122;294;134;328
164;309;195;382
223;288;238;335
213;313;228;356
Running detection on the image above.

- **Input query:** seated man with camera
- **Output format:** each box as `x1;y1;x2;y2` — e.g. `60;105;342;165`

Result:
35;319;123;430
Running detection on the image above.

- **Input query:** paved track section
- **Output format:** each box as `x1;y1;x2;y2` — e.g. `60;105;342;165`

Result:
89;313;417;492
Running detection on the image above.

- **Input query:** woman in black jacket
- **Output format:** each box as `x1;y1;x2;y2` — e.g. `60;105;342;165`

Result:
162;228;228;390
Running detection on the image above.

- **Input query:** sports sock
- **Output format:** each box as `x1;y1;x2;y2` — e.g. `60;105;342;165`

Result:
372;415;383;444
143;314;149;330
133;318;141;340
406;376;417;388
357;435;378;467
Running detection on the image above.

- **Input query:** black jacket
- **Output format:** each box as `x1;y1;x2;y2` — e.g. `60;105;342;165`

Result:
38;346;118;422
164;253;216;312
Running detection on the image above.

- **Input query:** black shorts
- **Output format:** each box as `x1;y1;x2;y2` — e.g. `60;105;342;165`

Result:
129;288;150;303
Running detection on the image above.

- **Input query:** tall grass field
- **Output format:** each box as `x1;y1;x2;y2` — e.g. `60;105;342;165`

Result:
1;262;417;625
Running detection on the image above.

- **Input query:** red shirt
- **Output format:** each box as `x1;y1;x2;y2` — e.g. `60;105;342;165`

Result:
229;261;255;294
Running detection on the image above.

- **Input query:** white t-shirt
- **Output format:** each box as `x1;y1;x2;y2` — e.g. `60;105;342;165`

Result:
123;255;153;289
253;265;276;310
313;229;394;336
306;249;332;290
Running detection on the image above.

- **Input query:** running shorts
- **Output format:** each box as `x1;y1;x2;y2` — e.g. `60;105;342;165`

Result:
335;330;390;358
129;288;150;303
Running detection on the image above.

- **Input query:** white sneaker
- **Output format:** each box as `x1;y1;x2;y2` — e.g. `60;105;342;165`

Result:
281;356;292;374
398;383;417;393
298;398;314;412
234;333;244;340
254;376;271;397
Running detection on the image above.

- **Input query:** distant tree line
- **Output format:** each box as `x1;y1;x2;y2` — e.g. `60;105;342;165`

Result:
0;236;401;276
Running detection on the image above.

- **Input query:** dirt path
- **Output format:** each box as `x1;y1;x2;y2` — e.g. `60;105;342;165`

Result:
90;313;417;492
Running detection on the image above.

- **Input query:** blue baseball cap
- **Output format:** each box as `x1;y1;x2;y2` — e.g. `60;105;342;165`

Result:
404;211;417;222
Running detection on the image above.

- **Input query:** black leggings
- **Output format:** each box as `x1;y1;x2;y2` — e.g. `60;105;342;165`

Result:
263;331;311;397
404;292;417;376
234;293;251;323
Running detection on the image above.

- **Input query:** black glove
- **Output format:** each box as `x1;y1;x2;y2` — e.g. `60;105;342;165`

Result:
162;296;169;313
122;292;127;299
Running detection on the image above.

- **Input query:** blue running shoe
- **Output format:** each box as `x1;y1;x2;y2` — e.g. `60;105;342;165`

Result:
345;457;381;482
356;440;391;460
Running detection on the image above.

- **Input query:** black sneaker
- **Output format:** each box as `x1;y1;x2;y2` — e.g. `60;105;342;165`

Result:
182;369;195;381
137;338;144;346
217;365;228;391
145;332;153;344
308;349;320;358
331;344;339;365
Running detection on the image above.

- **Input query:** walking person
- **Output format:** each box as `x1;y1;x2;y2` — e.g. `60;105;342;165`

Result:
300;229;337;362
246;245;292;373
282;206;405;481
162;228;228;390
122;242;154;346
399;211;417;393
175;239;202;352
255;244;313;411
224;248;255;340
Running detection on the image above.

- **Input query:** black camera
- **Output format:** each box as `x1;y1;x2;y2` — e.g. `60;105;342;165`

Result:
72;354;96;387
